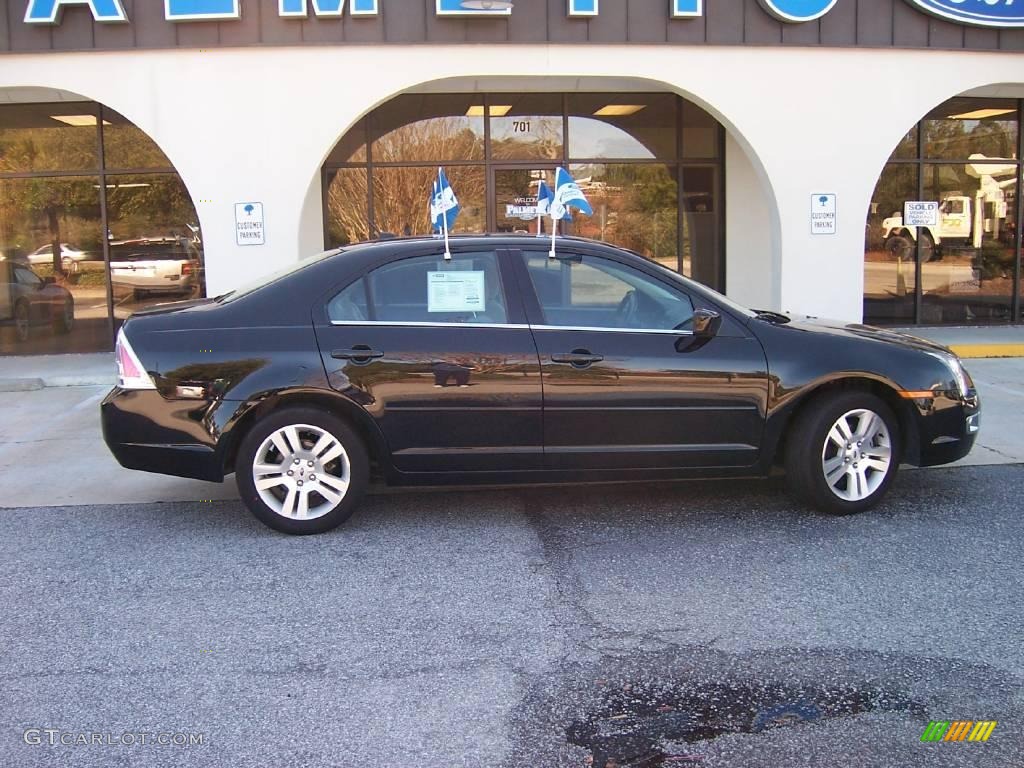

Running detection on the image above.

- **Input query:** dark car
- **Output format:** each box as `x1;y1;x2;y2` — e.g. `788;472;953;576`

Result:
1;260;74;342
101;236;980;535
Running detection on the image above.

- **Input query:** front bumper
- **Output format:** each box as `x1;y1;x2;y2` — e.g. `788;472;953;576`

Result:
101;387;226;482
915;390;980;467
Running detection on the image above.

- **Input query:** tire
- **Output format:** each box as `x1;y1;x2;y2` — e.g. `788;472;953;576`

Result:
235;406;369;535
784;390;900;515
919;231;936;264
53;298;74;335
14;300;30;343
883;234;913;261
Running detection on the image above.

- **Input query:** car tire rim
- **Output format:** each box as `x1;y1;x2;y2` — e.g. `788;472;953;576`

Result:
821;408;892;502
252;423;350;521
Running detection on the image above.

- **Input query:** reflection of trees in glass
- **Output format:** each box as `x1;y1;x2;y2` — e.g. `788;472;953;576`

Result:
570;164;678;266
103;123;172;170
327;118;487;244
491;117;562;161
327;169;369;246
0;126;97;174
105;175;197;240
0;177;101;274
925;118;1017;160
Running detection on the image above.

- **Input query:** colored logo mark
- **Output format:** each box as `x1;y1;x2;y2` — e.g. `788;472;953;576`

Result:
904;0;1024;28
921;720;997;742
758;0;837;23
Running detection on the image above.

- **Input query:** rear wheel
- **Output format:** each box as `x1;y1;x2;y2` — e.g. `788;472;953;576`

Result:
236;407;369;535
53;298;74;334
785;391;900;515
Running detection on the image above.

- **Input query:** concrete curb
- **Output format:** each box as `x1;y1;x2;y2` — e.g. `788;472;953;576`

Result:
949;344;1024;359
0;378;45;393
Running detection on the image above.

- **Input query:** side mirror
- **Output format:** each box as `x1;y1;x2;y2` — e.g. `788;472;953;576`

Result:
675;308;721;353
692;308;721;338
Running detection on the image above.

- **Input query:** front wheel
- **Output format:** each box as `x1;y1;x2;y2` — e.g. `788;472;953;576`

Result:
236;407;369;535
784;391;900;515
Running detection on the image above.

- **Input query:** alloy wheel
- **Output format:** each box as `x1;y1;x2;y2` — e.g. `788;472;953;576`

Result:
252;423;351;520
820;408;892;502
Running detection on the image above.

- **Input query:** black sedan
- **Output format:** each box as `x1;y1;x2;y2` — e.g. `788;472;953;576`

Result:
101;236;980;535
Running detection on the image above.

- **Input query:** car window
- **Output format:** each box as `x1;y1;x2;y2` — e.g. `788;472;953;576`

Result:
522;252;694;331
328;251;508;325
13;266;42;287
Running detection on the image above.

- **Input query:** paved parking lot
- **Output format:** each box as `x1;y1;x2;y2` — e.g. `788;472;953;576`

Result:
1;358;1022;767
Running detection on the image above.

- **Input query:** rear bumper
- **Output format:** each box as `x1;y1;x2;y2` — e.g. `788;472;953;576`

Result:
101;387;225;482
914;391;980;467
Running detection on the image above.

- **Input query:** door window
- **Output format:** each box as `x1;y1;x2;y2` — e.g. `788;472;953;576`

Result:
327;251;508;325
13;266;43;288
522;252;694;331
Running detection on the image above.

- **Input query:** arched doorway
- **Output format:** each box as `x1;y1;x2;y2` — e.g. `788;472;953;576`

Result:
864;91;1022;325
321;89;727;291
0;89;204;355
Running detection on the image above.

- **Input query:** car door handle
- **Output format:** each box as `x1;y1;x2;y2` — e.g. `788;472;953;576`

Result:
551;350;604;367
331;347;384;363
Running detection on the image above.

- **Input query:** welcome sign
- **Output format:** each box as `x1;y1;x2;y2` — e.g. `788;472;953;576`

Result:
21;0;1024;28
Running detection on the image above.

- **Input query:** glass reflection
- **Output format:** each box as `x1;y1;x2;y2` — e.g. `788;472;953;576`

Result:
568;94;676;160
921;162;1015;323
326;167;370;247
924;98;1019;160
864;164;918;325
371;94;484;163
0;176;109;353
104;174;205;323
566;164;679;271
372;166;484;237
0;103;99;174
490;94;563;161
102;108;173;170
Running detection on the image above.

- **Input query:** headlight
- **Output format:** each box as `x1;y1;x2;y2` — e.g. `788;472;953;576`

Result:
928;351;972;397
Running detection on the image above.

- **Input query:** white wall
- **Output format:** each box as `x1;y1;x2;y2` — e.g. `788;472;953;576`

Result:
725;132;777;311
1;45;1023;321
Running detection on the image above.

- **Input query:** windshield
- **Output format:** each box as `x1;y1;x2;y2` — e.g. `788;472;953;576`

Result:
219;248;341;303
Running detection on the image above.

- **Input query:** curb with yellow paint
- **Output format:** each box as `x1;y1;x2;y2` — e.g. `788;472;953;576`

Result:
948;343;1024;359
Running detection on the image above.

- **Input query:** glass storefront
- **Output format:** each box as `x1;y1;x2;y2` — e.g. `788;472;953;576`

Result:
0;103;203;355
865;97;1022;325
323;93;725;290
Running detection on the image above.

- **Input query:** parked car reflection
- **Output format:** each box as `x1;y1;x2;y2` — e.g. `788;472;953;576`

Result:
110;238;202;303
0;259;74;343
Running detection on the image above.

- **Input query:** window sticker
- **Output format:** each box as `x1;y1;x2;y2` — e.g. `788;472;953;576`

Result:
427;271;486;313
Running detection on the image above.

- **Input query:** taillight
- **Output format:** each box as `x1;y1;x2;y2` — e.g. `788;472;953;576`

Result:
115;328;156;390
181;262;192;277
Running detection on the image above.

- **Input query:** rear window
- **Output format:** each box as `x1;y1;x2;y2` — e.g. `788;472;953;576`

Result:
110;241;195;262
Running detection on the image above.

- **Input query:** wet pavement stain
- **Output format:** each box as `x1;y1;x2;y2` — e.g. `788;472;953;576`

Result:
566;678;919;767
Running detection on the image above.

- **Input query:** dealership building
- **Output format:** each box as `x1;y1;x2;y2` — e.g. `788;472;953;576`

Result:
1;0;1023;355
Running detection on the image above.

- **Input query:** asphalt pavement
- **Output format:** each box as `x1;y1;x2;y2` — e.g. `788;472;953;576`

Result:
1;467;1022;767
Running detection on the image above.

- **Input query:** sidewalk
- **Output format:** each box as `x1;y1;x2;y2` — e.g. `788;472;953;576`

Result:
0;352;114;392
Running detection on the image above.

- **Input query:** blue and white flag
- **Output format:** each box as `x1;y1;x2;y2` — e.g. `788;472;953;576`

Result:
550;167;593;220
430;167;460;232
536;180;570;221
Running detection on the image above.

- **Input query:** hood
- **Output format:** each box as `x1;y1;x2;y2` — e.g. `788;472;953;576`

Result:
759;314;954;355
